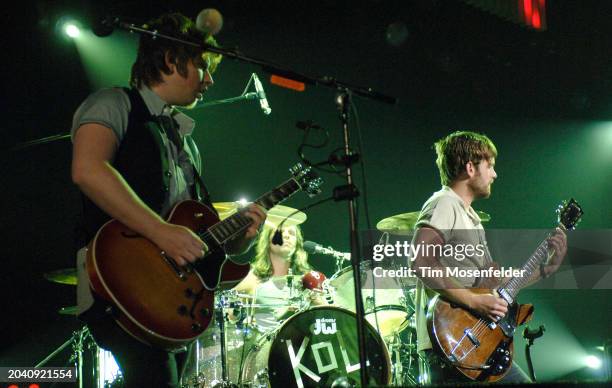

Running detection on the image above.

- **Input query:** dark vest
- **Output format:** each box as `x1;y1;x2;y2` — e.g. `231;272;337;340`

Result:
77;88;212;246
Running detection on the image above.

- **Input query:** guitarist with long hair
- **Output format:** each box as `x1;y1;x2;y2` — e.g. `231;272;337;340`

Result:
71;12;266;387
410;131;567;384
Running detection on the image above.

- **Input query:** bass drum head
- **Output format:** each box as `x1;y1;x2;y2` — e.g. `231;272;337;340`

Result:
242;306;390;387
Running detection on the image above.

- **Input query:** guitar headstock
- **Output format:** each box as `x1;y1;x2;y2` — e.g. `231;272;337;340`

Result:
290;163;323;197
557;198;584;230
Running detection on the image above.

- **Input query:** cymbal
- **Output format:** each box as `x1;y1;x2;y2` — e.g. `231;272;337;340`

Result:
266;205;307;227
213;202;307;226
376;212;420;235
213;202;240;219
376;210;491;235
58;306;78;315
476;210;491;223
44;268;77;285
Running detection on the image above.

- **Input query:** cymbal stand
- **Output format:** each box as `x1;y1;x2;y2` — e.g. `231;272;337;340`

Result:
35;326;94;388
333;252;345;274
215;291;238;387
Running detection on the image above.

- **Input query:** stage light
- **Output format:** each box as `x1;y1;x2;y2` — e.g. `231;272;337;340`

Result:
237;198;249;206
55;16;82;39
64;23;80;38
585;355;602;369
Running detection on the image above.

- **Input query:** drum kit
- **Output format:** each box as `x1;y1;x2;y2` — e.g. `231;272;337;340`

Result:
44;206;490;387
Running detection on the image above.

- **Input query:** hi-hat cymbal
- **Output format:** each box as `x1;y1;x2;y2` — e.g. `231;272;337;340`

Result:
266;205;307;227
58;306;78;315
213;202;307;226
377;210;491;235
44;268;77;285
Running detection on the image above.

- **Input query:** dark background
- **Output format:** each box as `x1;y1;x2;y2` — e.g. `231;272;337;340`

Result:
2;0;611;383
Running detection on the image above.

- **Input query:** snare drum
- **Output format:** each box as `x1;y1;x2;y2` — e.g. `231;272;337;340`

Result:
241;306;391;387
328;261;415;338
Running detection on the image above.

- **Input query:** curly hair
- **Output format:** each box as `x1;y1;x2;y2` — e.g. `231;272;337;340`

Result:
130;13;222;89
251;224;311;280
434;131;497;186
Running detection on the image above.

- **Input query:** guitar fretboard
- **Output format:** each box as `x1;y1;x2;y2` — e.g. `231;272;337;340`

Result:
203;178;302;244
500;235;552;300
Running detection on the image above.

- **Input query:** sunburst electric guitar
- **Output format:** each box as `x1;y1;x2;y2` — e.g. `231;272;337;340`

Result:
86;164;322;350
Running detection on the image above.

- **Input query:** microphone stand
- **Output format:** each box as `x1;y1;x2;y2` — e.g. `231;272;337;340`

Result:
335;90;369;385
192;92;259;109
523;325;545;382
7;93;260;152
100;18;397;386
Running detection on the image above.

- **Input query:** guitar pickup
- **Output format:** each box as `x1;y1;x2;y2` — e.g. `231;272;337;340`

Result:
465;329;481;347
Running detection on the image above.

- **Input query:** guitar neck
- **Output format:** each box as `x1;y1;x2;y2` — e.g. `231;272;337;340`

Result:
203;177;302;245
498;224;563;301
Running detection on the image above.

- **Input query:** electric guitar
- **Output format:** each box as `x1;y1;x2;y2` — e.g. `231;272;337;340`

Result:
427;199;583;382
86;164;322;350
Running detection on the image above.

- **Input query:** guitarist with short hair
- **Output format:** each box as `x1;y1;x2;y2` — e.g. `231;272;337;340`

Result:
410;131;567;384
71;12;266;387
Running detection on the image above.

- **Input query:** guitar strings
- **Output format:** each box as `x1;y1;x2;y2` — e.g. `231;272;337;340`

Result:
456;234;554;360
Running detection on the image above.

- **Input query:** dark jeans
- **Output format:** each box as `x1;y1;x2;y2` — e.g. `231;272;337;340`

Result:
423;349;531;385
81;302;192;388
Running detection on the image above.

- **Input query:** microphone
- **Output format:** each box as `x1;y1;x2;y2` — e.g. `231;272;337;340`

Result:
196;8;223;36
271;229;283;246
253;73;272;115
303;241;350;261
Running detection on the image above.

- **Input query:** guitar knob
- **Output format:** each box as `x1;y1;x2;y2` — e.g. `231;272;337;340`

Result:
191;322;202;332
200;308;211;317
177;305;188;316
185;288;194;298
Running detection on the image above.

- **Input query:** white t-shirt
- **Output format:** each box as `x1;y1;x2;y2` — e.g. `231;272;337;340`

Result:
411;186;493;351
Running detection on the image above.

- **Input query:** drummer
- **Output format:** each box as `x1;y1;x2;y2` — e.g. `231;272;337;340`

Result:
234;221;325;331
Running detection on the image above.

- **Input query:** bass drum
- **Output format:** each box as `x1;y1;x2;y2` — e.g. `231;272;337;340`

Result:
241;306;390;387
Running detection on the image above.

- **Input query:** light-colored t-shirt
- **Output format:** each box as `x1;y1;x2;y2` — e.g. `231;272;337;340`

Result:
411;186;493;351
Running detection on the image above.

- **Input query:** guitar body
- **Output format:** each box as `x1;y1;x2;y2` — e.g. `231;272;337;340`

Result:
85;164;323;350
427;291;534;382
424;199;583;382
87;200;249;350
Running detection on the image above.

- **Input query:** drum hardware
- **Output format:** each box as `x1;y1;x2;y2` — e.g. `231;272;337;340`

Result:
35;326;121;388
215;290;244;387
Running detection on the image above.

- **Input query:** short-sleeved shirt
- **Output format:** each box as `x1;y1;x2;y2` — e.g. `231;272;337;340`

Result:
411;186;493;351
72;86;202;315
71;86;201;216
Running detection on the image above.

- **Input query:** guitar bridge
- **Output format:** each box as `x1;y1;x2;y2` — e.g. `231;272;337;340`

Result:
465;329;481;346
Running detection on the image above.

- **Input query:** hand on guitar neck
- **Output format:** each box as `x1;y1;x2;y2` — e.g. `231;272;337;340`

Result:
148;203;267;266
223;204;267;255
